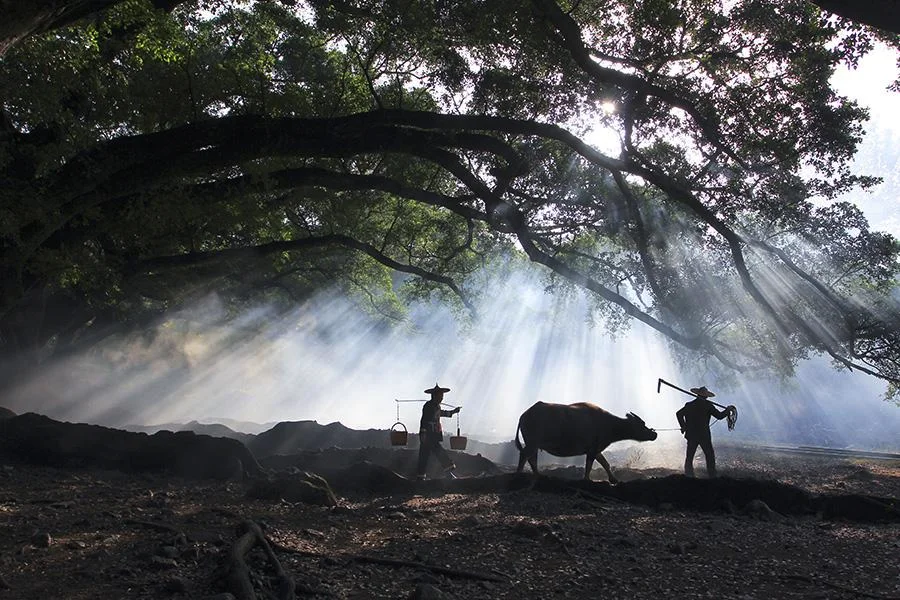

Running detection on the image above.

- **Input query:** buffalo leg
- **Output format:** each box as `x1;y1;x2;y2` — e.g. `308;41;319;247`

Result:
519;446;538;474
595;452;618;484
583;454;594;480
517;449;528;473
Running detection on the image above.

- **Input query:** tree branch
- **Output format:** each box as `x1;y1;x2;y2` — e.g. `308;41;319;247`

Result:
129;234;478;316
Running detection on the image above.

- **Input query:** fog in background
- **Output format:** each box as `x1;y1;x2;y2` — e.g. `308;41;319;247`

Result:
2;44;898;458
3;261;898;454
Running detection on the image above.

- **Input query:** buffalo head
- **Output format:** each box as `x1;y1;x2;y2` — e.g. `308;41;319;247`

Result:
625;412;658;441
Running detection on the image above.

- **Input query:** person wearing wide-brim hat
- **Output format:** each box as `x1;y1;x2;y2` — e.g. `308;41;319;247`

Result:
676;385;729;477
416;383;460;480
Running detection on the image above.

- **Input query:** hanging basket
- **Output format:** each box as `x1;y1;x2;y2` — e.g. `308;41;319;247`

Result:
390;422;408;446
449;427;467;450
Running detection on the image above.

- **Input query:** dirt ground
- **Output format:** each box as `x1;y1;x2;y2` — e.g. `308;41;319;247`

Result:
0;446;898;600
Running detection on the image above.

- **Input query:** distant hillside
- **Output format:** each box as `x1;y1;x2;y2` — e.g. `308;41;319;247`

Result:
247;421;394;457
203;417;278;435
116;418;629;466
123;421;253;444
244;419;530;463
26;410;662;468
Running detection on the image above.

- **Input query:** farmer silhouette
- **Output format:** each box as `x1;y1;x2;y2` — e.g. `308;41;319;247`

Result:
416;383;460;480
676;386;730;478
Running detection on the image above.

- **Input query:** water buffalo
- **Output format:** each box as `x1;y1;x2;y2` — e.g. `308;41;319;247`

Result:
514;401;658;483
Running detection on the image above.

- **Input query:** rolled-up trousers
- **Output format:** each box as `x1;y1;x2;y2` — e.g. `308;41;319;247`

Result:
417;431;453;476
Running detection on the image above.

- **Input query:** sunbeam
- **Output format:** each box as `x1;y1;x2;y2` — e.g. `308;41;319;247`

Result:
3;263;897;462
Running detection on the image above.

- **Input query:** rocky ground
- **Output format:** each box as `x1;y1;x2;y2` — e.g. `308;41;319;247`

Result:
0;445;898;600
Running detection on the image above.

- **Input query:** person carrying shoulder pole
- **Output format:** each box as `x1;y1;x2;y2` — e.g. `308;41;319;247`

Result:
416;383;460;480
676;385;732;478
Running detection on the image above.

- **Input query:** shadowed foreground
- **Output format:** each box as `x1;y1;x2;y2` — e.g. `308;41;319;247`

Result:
0;412;898;599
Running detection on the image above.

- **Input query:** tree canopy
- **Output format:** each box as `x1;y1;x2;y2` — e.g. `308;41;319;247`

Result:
1;0;899;395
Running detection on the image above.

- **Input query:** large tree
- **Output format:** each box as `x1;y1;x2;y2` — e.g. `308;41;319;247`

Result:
1;0;899;394
1;0;899;56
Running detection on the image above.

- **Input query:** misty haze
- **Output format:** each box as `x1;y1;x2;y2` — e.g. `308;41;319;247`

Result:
4;269;899;457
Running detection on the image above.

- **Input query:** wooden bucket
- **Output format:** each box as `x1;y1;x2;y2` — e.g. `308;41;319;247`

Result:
390;422;408;446
449;427;467;450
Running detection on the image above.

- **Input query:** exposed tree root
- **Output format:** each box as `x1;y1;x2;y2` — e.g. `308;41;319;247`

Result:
226;526;258;600
225;521;296;600
267;538;507;583
779;574;900;600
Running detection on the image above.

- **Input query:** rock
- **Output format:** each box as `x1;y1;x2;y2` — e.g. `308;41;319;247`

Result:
666;541;691;555
321;556;342;567
163;576;188;593
720;498;738;514
66;540;87;550
188;531;223;544
846;467;874;481
411;572;442;585
246;472;337;507
156;545;181;559
31;532;52;548
744;499;783;522
511;521;549;539
201;595;236;600
332;461;411;494
296;578;332;596
303;528;326;539
148;556;178;570
706;520;730;533
460;515;483;527
409;583;454;599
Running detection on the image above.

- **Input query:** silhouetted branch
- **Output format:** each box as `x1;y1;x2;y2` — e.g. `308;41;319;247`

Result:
130;234;478;316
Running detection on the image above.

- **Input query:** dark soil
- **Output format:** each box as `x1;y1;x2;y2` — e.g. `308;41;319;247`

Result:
1;445;899;599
